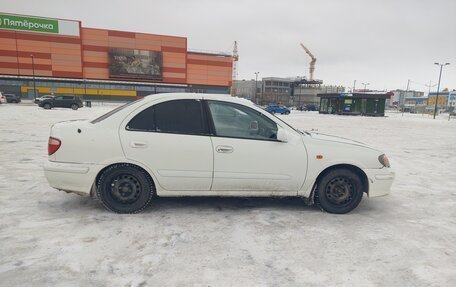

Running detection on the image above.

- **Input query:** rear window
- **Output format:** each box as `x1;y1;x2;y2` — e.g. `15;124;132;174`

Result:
127;99;208;135
91;99;142;124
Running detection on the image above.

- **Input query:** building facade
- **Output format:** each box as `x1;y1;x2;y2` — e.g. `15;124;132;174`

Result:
428;91;450;107
389;90;425;106
293;84;344;107
0;12;233;100
234;79;262;101
259;77;293;105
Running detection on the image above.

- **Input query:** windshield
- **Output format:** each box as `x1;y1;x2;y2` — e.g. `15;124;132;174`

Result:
91;98;143;124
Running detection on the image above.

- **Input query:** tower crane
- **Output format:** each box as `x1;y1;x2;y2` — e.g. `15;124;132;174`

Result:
231;41;239;96
300;43;316;81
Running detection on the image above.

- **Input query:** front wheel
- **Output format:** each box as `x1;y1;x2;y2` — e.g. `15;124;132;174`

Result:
97;164;155;213
71;104;79;110
43;103;52;109
315;168;364;214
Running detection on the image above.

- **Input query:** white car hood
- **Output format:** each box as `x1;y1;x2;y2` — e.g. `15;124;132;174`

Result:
307;132;378;150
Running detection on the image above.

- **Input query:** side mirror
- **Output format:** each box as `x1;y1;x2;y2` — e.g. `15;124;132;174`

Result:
276;127;289;142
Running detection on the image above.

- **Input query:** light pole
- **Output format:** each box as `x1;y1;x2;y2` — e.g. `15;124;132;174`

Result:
361;82;370;91
254;72;260;104
402;79;410;116
433;62;450;119
30;54;37;100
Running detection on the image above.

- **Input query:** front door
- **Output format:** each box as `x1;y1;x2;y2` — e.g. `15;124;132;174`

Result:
52;96;65;107
206;100;307;192
119;99;213;191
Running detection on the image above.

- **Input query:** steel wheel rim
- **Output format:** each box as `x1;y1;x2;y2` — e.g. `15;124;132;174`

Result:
109;174;142;204
325;176;354;206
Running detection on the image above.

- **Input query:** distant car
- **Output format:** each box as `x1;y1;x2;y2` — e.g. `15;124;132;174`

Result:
39;95;83;110
265;105;290;115
0;93;6;104
4;94;21;103
35;95;54;104
305;104;319;111
44;93;394;214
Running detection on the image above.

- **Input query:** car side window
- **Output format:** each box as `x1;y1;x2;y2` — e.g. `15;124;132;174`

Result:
54;96;63;100
127;99;208;135
207;101;278;140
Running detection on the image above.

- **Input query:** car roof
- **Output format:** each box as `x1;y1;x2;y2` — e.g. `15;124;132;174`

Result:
141;93;256;107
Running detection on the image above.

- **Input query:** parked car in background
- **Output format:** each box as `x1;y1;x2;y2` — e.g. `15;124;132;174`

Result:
265;104;291;114
35;95;54;104
39;95;83;110
305;104;319;111
0;92;6;104
4;94;21;103
44;93;394;214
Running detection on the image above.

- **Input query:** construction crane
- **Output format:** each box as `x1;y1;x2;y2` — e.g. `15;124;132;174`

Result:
300;43;316;81
231;41;239;96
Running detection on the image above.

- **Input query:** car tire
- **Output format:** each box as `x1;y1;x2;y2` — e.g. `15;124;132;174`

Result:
271;111;276;114
71;104;79;110
315;168;364;214
12;100;17;103
43;103;52;109
97;164;155;214
285;111;290;115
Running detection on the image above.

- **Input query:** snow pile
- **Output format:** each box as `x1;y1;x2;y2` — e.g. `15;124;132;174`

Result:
0;105;455;286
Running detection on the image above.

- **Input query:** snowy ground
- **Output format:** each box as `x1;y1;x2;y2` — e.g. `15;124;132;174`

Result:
1;102;455;286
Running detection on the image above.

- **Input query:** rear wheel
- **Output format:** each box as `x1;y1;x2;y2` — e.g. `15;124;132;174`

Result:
315;168;364;214
43;103;52;109
71;103;78;110
97;164;155;213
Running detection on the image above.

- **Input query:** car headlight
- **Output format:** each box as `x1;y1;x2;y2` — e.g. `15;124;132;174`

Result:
378;154;390;168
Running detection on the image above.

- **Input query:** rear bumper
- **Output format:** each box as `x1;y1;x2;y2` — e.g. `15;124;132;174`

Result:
43;161;104;196
363;167;395;197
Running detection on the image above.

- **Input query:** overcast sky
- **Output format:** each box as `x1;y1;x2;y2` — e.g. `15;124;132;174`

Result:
2;0;455;92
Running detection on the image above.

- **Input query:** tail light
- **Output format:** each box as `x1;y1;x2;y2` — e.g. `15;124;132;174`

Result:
48;137;61;155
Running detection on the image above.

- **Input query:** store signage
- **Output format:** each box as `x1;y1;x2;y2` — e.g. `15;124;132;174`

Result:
0;14;59;34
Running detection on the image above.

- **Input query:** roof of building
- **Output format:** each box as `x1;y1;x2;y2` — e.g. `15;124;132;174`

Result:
317;93;392;99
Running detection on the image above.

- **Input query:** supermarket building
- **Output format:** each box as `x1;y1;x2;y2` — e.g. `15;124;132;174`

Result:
0;12;233;100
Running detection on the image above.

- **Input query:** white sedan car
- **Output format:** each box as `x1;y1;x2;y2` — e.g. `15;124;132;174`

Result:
44;93;394;214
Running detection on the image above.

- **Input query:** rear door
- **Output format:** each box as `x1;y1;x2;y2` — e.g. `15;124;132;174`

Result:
62;96;74;108
119;99;214;191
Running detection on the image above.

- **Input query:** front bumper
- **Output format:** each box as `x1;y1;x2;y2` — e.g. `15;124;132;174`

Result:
363;167;395;197
43;161;104;196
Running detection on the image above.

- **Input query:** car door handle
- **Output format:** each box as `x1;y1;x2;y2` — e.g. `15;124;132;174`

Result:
216;145;234;153
130;141;147;148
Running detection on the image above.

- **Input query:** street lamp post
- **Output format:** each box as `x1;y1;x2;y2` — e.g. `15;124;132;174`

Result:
402;79;410;116
433;62;450;119
361;82;370;91
30;54;37;100
254;72;260;104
